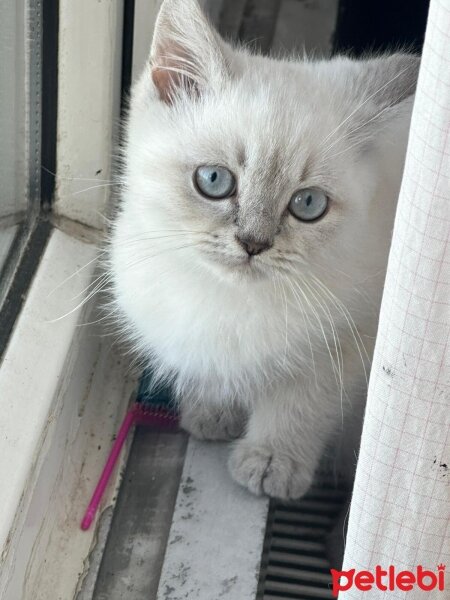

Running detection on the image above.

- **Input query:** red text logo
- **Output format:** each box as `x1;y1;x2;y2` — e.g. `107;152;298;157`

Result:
331;564;446;596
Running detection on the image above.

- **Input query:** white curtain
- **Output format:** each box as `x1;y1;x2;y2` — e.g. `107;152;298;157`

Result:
341;0;450;597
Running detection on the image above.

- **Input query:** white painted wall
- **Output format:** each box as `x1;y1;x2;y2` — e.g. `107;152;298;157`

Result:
55;0;124;229
55;0;225;231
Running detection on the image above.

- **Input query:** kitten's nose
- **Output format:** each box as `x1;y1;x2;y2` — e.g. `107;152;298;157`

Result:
236;235;272;256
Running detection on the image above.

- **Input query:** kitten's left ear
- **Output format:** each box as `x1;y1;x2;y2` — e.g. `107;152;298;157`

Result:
150;0;231;104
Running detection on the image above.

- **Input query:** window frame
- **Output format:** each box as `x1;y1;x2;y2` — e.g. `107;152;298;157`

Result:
0;0;52;331
0;0;136;596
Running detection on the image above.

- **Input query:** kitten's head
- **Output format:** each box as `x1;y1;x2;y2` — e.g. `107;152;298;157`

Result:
111;0;418;306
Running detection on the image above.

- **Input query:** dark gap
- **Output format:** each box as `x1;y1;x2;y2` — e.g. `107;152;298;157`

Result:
274;516;332;526
269;560;330;575
120;0;136;119
275;505;342;517
333;0;430;56
0;220;52;360
270;544;325;559
270;531;326;542
266;574;330;588
274;508;331;516
41;0;59;210
263;590;330;600
301;489;348;499
256;502;276;599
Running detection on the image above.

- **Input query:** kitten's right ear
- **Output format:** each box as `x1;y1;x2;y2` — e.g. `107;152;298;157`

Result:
356;53;420;111
150;0;230;104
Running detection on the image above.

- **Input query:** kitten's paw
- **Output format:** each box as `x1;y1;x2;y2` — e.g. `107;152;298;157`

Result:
180;404;247;441
228;442;313;500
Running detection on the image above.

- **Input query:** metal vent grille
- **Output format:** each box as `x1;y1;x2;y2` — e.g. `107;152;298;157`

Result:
258;486;347;600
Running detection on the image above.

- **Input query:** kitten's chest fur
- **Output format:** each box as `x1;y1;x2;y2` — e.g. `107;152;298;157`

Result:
130;261;370;399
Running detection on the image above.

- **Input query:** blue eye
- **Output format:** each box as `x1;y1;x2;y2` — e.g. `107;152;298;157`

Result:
194;165;236;199
288;188;329;221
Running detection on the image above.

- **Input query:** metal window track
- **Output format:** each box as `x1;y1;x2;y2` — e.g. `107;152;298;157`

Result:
259;487;348;600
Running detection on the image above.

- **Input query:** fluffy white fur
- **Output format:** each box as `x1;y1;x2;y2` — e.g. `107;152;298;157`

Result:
109;0;418;499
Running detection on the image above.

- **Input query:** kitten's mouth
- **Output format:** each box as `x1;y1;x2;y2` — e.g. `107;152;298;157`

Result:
220;253;267;277
199;245;268;278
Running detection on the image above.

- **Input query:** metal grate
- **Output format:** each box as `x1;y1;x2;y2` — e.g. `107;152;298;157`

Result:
258;485;347;600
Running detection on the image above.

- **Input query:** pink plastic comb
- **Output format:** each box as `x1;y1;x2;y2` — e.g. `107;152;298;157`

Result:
81;403;178;530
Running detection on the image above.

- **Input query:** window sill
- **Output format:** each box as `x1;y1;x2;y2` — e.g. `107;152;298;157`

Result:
0;227;137;599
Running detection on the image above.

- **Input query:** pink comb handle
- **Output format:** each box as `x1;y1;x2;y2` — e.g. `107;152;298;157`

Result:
81;404;178;530
81;407;136;530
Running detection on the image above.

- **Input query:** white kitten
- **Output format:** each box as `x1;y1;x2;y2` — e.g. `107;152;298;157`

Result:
109;0;418;499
